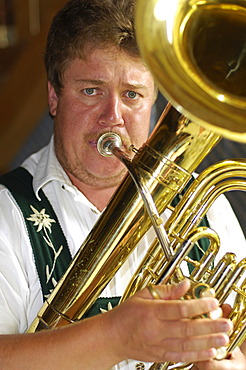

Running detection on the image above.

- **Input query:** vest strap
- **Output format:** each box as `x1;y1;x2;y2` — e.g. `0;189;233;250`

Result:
0;167;72;300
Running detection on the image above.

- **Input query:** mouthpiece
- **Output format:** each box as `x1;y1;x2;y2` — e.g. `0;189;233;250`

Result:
97;133;122;157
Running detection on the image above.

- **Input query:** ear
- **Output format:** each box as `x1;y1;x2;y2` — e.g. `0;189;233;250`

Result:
47;81;59;116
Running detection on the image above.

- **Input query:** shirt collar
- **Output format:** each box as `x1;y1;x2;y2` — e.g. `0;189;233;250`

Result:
22;136;100;214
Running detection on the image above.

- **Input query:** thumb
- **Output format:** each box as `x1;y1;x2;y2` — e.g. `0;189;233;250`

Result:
221;303;232;318
139;279;190;300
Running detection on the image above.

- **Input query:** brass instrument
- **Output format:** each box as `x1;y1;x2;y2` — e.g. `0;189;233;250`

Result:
28;0;246;369
27;105;221;331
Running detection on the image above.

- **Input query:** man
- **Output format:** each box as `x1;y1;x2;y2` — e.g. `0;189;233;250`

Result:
0;0;245;369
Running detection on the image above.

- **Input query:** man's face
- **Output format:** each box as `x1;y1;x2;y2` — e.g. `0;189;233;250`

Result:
48;46;156;190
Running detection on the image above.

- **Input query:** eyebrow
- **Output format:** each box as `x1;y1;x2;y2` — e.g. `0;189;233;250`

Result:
75;79;105;85
124;83;148;90
75;79;148;91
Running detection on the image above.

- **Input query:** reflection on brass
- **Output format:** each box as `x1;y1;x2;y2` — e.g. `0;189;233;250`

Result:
135;0;246;142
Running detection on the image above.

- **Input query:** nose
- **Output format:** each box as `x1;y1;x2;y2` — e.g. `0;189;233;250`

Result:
98;95;124;127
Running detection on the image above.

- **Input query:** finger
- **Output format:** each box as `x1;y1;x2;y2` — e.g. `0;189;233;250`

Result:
155;279;191;300
163;348;217;366
193;347;246;369
221;303;232;318
154;297;220;320
162;332;229;353
159;318;233;338
139;279;191;300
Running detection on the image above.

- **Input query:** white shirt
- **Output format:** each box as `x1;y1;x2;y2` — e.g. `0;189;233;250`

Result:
0;137;245;370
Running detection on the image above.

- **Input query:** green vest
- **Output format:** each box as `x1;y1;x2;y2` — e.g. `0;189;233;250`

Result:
0;167;209;317
0;167;120;316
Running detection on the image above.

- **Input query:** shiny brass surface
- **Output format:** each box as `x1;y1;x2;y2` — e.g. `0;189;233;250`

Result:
122;159;246;369
135;0;246;141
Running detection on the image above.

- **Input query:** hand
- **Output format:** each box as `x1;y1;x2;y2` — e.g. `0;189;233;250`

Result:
191;347;246;369
101;279;233;365
192;304;246;369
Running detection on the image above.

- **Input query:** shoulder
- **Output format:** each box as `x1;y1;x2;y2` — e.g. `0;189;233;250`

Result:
0;183;42;333
0;182;30;249
207;194;246;260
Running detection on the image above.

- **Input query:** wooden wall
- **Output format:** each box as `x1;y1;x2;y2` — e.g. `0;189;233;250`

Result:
0;0;67;173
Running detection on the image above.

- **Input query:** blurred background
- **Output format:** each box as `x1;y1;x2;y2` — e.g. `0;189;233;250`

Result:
0;0;246;236
0;0;67;172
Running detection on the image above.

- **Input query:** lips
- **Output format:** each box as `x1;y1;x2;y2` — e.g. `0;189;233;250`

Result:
88;139;98;147
89;134;123;148
88;132;132;155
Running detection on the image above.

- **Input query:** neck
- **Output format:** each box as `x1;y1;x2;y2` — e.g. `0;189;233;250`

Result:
68;175;119;211
80;184;119;212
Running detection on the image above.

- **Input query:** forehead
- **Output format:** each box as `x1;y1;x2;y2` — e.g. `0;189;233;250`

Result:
63;46;154;87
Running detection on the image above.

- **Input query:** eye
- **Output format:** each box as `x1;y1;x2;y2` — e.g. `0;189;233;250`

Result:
126;90;139;99
83;88;98;96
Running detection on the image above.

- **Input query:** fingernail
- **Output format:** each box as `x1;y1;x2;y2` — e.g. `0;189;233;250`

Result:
220;319;233;334
207;298;219;310
216;334;229;347
215;347;227;360
208;307;222;320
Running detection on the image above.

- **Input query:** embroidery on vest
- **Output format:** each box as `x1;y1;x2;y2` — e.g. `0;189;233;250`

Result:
82;297;121;319
0;167;72;301
26;205;65;298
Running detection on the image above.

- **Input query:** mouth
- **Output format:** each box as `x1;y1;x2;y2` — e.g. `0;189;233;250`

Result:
88;139;98;148
88;133;131;153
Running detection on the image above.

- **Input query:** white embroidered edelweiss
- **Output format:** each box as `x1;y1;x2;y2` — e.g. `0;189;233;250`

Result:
100;302;113;313
27;205;56;232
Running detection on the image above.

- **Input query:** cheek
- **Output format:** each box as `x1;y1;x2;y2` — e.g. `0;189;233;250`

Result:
54;111;83;151
128;126;149;150
129;111;151;146
55;99;85;134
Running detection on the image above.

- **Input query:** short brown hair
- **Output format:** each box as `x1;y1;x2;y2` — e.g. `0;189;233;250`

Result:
45;0;139;95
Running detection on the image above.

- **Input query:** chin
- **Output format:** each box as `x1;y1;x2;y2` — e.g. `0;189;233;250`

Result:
91;160;126;178
91;168;127;189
